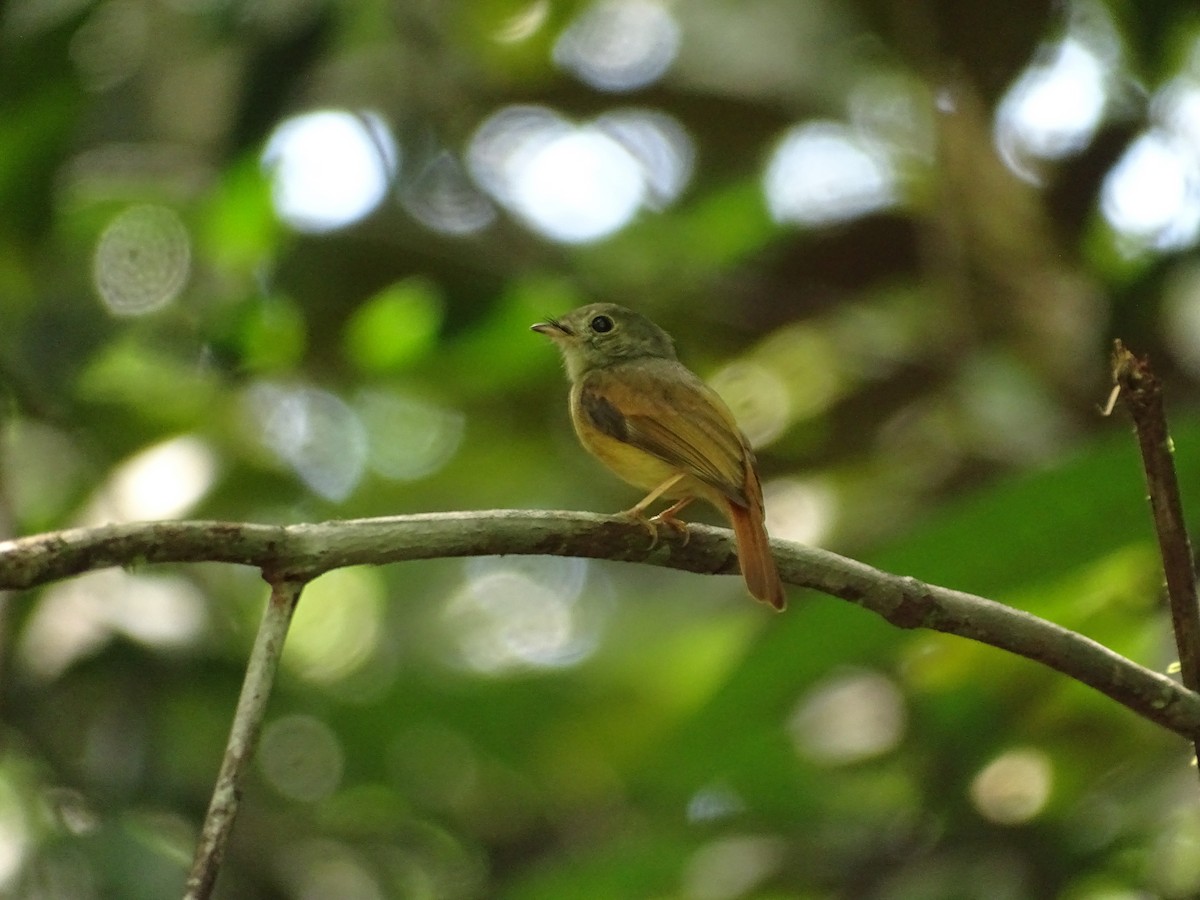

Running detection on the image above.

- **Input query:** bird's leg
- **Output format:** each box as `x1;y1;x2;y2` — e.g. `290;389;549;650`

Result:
650;497;694;546
620;473;686;548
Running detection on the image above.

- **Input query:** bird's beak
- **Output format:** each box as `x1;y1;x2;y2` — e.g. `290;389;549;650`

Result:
531;318;571;339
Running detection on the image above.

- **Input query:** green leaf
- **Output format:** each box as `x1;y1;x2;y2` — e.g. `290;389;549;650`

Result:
344;277;444;373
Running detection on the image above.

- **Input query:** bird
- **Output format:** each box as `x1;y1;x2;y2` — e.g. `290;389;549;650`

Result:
532;302;785;610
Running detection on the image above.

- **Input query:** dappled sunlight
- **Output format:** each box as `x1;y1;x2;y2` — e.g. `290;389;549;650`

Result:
847;73;935;167
595;108;694;209
18;570;208;679
995;38;1111;183
285;567;385;685
1100;34;1200;254
763;121;897;227
260;714;344;803
969;747;1053;824
275;829;484;898
685;782;746;824
709;361;790;448
788;669;907;765
763;477;836;546
93;203;191;316
401;150;496;236
1102;129;1200;253
756;323;844;421
443;557;602;674
682;835;786;900
993;0;1121;183
12;0;1200;895
492;0;550;43
80;434;217;524
262;109;397;233
243;382;368;501
355;389;465;482
275;841;385;900
467;104;693;243
554;0;680;92
2;420;88;525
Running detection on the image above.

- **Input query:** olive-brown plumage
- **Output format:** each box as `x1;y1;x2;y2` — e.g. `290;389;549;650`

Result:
532;303;786;610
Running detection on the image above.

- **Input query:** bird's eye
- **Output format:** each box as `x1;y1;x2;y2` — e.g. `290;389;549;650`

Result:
590;315;614;333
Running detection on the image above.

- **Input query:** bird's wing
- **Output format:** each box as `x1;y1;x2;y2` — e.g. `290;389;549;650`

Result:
579;362;751;506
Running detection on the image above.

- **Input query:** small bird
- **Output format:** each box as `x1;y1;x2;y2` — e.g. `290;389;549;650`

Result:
532;303;786;610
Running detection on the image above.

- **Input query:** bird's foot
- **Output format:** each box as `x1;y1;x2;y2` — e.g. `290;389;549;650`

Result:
649;500;692;546
619;497;693;550
618;506;662;549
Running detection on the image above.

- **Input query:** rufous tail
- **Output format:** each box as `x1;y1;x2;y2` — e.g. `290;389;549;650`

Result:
725;500;786;611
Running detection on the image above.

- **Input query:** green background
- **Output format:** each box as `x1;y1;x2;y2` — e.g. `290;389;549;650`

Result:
3;0;1200;897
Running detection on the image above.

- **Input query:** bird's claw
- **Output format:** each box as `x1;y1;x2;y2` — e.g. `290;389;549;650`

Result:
619;505;691;550
649;511;690;546
619;508;662;549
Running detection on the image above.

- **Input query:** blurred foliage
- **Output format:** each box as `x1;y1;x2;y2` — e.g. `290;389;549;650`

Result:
3;0;1200;897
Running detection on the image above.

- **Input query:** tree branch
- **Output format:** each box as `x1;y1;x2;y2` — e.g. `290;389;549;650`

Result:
1106;340;1200;774
1;510;1197;739
185;577;306;900
1108;342;1200;692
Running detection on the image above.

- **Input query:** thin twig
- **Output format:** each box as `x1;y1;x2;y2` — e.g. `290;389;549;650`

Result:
1107;340;1200;763
184;577;306;900
0;511;1198;739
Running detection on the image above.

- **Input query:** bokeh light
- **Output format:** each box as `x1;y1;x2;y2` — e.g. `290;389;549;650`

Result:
594;108;694;208
708;361;790;448
93;203;191;316
682;835;786;900
444;556;601;673
275;842;385;900
262;109;398;233
763;477;836;546
995;37;1110;183
756;323;844;420
2;419;88;525
467;104;693;243
355;389;464;482
1102;128;1200;253
260;714;343;803
788;669;907;765
763;121;897;226
686;782;746;824
1100;34;1200;254
401;150;496;235
506;126;644;242
19;571;208;679
969;747;1053;824
493;0;551;43
285;568;385;685
553;0;680;92
80;434;218;524
243;382;368;501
